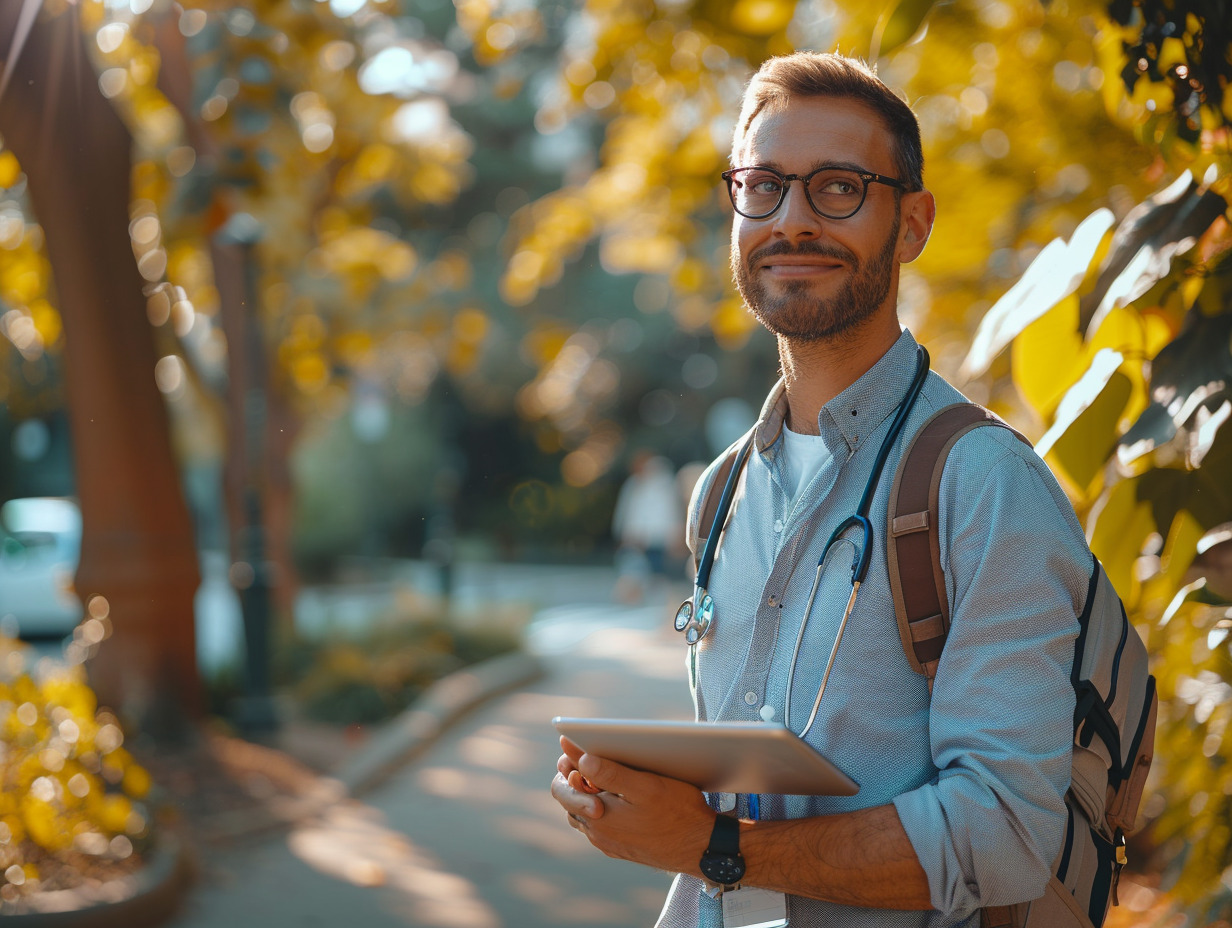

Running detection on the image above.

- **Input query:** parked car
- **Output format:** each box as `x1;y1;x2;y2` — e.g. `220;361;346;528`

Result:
0;497;82;639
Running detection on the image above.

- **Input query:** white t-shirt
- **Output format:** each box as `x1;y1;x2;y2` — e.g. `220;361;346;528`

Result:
780;425;833;504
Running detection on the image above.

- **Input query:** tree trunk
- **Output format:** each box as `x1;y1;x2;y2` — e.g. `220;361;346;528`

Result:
0;4;201;735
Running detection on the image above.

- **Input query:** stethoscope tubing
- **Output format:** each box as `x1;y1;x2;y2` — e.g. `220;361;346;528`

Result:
681;345;932;738
786;347;930;733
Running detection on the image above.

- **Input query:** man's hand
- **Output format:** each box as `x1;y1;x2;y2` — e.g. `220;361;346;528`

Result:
551;736;715;874
551;736;932;909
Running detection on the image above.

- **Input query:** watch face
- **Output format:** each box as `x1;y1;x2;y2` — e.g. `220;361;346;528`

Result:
700;852;745;886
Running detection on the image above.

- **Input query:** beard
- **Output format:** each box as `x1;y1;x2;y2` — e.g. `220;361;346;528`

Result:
732;215;900;342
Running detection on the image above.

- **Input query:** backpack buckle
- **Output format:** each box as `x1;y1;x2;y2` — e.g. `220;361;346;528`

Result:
1112;829;1127;905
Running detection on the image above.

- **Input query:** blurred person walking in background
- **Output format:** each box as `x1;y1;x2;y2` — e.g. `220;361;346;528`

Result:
611;451;684;604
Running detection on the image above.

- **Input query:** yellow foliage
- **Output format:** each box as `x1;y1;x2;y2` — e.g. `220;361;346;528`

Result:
93;794;134;836
1156;37;1189;72
453;308;489;345
20;796;72;853
601;230;684;275
446;339;481;376
428;252;472;292
291;353;331;394
0;639;152;889
0;250;47;306
409;162;464;205
334;330;373;365
1089;478;1155;602
1;815;26;846
28;299;63;347
1009;296;1083;418
521;325;572;367
37;668;97;722
672;258;708;293
379;241;418;282
122;765;151;800
728;0;795;37
0;151;22;189
336;144;399;197
711;295;757;349
1155;508;1205;599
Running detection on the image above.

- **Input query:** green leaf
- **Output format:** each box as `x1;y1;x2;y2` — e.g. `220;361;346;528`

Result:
1118;309;1232;467
1089;476;1156;601
1037;348;1132;493
1078;173;1227;336
1136;424;1232;556
1008;295;1085;420
961;209;1114;381
871;0;938;57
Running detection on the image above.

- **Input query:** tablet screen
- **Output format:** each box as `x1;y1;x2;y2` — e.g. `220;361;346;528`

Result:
553;717;858;797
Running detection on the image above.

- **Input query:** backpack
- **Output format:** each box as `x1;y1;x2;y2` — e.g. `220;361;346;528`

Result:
695;403;1158;928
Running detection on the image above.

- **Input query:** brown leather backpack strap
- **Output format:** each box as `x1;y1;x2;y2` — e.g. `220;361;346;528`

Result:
887;404;1030;690
981;903;1026;928
695;445;741;571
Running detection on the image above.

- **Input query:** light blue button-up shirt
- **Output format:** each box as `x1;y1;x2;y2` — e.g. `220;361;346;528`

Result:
656;329;1087;928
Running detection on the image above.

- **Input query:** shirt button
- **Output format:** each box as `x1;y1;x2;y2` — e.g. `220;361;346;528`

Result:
744;691;758;706
773;519;784;533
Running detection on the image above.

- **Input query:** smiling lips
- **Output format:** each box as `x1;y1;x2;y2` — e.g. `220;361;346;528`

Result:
758;255;848;279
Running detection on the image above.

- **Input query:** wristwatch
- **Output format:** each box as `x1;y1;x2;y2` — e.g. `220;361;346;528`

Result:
699;813;745;888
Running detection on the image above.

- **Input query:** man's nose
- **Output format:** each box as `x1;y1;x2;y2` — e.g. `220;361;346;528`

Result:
770;180;823;240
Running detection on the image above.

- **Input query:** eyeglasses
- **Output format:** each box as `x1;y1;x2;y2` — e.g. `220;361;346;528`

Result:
721;165;906;221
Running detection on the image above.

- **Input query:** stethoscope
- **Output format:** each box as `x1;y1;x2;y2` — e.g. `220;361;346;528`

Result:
675;346;930;737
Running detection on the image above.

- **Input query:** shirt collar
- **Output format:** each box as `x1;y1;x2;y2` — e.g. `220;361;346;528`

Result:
754;328;922;457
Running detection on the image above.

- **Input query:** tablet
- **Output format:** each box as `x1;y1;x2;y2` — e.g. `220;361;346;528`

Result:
552;717;858;797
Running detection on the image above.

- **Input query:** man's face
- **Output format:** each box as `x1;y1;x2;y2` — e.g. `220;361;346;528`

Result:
730;96;906;342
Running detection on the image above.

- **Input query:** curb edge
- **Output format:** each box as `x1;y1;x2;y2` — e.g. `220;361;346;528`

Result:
336;649;547;796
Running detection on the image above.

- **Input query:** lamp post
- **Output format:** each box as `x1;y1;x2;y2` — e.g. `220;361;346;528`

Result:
216;212;278;735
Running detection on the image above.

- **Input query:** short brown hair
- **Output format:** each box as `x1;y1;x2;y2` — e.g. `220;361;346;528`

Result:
731;52;924;192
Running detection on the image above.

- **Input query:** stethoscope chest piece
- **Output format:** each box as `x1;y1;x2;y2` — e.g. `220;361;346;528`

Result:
673;599;693;632
675;591;715;644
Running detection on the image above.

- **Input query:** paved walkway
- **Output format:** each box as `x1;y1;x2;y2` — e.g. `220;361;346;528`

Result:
165;587;695;928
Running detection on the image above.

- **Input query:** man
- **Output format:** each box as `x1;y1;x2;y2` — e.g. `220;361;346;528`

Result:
551;52;1089;927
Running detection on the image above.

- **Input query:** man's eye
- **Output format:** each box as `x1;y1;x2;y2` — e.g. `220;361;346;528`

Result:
751;179;781;194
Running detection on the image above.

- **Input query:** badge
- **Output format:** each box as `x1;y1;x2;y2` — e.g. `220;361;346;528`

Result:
721;887;788;928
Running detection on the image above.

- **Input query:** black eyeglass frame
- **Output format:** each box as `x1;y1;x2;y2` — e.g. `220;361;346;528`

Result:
721;165;908;221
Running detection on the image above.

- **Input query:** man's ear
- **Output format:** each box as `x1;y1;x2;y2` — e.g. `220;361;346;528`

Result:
897;189;936;264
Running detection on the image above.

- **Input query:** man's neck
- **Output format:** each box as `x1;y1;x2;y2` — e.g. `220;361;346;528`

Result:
778;313;902;436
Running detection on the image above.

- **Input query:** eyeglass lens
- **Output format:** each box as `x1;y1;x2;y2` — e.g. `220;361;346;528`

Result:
728;168;868;220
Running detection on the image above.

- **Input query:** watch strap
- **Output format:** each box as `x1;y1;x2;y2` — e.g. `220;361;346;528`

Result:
700;812;745;889
708;812;741;855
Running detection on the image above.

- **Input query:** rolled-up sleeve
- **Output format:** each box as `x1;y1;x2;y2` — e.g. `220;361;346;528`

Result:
892;436;1086;918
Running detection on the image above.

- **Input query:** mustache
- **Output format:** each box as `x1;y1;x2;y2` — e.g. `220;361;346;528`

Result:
747;240;858;266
